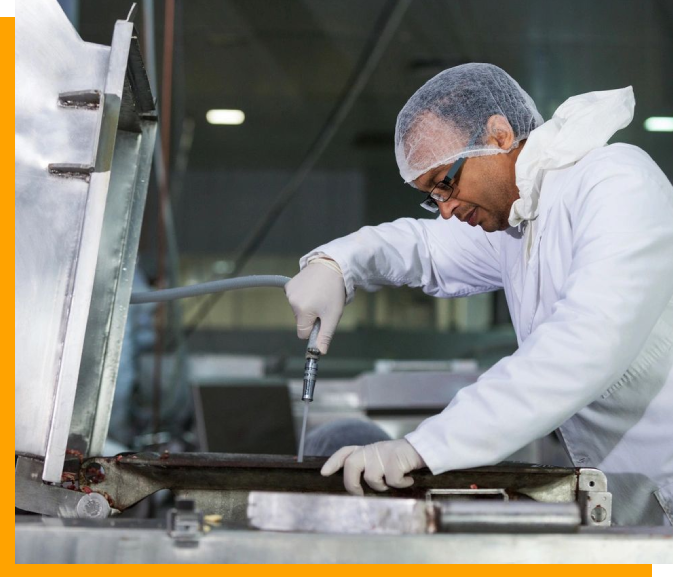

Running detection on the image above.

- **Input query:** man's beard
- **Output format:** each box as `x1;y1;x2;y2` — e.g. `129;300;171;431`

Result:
491;181;517;231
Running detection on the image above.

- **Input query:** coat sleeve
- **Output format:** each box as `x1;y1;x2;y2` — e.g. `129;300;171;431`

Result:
300;216;503;302
406;162;673;473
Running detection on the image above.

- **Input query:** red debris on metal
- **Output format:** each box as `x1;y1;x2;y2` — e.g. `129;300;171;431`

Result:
66;449;84;463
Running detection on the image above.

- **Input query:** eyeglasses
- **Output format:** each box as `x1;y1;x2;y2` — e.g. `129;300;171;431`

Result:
420;156;467;213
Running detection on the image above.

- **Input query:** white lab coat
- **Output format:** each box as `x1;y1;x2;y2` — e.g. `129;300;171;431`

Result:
302;89;673;526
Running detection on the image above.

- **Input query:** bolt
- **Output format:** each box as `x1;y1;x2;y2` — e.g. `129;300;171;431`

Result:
591;505;607;523
83;498;102;517
76;493;110;519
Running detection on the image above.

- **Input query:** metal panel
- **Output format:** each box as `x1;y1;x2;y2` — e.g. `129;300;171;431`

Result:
15;0;154;482
248;492;428;535
15;0;110;460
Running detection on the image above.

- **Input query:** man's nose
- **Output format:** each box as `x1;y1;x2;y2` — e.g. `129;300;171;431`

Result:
438;198;460;220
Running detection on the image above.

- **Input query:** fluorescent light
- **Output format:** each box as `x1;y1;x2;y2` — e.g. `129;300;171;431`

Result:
644;117;673;132
206;109;245;125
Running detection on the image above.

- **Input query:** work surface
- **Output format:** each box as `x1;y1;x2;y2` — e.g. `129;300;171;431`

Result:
15;517;673;564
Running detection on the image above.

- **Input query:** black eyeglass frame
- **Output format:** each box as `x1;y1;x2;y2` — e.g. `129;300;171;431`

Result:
420;155;467;213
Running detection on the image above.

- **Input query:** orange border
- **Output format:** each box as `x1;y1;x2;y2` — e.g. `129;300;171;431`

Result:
6;10;16;568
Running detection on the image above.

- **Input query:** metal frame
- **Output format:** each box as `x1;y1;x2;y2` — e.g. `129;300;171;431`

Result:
68;32;158;456
15;452;613;528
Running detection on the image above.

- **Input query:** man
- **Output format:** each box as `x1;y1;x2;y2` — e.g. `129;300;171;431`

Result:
285;63;673;526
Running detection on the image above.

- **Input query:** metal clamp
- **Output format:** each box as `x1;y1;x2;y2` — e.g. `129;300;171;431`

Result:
167;499;204;547
577;468;612;527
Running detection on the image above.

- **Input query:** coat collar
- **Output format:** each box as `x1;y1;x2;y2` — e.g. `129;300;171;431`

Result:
509;87;636;228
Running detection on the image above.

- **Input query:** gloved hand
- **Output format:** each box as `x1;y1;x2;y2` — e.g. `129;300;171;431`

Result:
321;439;426;496
285;259;346;354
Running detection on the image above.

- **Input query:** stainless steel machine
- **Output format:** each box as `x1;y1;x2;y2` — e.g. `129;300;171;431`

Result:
15;0;157;510
14;0;673;564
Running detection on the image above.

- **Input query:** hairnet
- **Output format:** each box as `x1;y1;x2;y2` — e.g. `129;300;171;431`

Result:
394;63;544;185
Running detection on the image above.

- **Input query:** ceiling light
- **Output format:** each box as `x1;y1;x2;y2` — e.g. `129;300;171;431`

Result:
643;117;673;132
206;109;245;125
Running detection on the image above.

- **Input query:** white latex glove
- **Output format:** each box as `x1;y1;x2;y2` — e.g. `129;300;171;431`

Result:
321;439;426;496
284;259;346;354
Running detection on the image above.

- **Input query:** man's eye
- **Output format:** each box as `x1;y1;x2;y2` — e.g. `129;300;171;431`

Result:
435;182;450;191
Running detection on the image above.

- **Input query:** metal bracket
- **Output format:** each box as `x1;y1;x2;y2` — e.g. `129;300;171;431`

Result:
15;456;112;519
58;90;102;110
578;468;612;527
47;163;95;182
167;499;204;547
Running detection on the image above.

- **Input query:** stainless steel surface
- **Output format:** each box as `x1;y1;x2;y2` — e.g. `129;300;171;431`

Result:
248;492;429;535
15;0;156;482
14;517;673;563
41;16;135;485
15;0;111;471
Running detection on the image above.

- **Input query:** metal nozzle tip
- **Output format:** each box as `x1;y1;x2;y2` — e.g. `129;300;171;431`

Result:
302;357;319;402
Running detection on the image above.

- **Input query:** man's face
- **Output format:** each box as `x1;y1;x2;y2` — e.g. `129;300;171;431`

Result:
413;151;521;232
408;114;522;232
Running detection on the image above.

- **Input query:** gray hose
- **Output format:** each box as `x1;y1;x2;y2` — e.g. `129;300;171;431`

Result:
130;275;291;304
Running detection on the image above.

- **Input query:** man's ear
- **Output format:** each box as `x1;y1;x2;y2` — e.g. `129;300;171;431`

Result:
485;115;515;150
